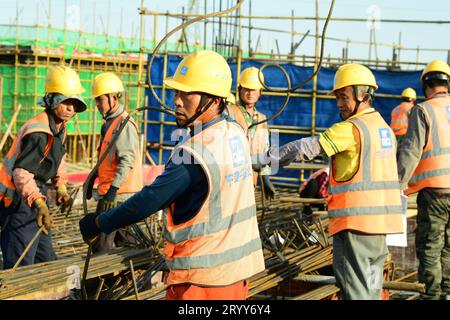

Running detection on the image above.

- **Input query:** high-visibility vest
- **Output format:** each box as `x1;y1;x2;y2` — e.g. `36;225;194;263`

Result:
405;94;450;195
327;111;404;236
97;111;143;195
225;104;248;134
163;119;265;286
390;101;413;136
0;111;55;207
248;111;269;156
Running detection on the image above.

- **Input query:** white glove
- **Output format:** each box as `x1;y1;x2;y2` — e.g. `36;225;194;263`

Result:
275;136;322;167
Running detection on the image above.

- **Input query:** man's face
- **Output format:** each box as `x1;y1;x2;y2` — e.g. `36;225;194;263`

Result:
95;94;118;115
174;90;202;127
334;86;357;120
52;99;76;121
239;87;261;106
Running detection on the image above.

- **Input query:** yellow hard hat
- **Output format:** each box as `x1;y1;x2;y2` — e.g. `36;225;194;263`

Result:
44;66;85;95
421;60;450;81
226;92;236;105
238;67;265;90
164;50;232;98
401;87;416;100
92;72;125;98
329;63;378;96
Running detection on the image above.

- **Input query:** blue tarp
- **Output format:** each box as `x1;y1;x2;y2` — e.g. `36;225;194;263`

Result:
145;54;423;180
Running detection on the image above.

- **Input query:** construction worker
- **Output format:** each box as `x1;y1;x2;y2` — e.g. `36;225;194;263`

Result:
390;87;416;145
299;166;329;222
79;50;265;300
226;67;276;200
397;60;450;300
254;64;404;299
0;66;87;269
90;72;143;254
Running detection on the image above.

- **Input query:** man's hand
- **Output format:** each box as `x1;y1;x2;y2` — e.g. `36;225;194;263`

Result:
261;175;276;201
98;186;119;213
56;185;73;213
79;213;101;244
33;198;54;236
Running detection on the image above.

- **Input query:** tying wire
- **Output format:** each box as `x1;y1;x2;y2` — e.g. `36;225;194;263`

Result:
249;0;335;129
146;0;245;112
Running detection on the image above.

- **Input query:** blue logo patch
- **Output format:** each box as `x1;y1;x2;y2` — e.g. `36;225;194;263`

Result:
379;128;392;149
446;106;450;121
180;66;188;75
228;136;245;167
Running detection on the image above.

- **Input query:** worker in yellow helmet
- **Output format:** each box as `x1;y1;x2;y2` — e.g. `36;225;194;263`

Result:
397;60;450;300
0;65;87;269
254;63;404;300
89;72;143;254
79;51;265;300
390;87;416;145
225;66;276;201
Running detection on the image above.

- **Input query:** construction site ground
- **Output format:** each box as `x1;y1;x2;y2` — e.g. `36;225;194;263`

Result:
0;165;422;300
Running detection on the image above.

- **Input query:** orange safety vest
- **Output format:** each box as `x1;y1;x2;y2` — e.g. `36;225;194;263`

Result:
0;111;55;207
327;111;404;236
248;111;269;156
249;112;269;185
97;111;143;195
405;94;450;195
225;104;248;134
390;101;414;136
163;119;265;286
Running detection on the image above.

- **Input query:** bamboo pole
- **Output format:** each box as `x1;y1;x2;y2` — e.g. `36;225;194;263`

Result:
0;104;21;153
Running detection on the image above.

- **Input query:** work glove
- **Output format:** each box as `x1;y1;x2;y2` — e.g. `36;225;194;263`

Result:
261;175;276;201
277;136;322;167
97;186;119;213
56;185;73;213
33;198;54;236
79;213;101;244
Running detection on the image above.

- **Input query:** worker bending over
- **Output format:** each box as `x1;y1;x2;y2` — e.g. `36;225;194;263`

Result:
80;51;265;300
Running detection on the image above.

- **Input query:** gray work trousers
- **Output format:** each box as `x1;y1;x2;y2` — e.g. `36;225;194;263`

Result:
332;230;388;300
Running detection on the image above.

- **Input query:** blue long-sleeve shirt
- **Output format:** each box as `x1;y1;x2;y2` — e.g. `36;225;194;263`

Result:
98;116;234;234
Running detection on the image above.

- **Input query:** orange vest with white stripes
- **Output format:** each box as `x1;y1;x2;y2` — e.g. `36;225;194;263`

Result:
163;118;265;286
327;111;404;236
390;101;413;136
97;111;143;195
0;111;55;207
405;94;450;195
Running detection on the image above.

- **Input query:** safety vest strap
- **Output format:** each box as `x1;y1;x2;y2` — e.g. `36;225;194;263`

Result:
164;205;256;244
165;237;261;270
329;180;400;194
329;205;403;219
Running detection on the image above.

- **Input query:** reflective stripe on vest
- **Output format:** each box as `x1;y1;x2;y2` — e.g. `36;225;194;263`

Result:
390;102;413;136
163;119;265;286
0;112;54;207
405;96;450;195
327;111;404;236
97;111;143;195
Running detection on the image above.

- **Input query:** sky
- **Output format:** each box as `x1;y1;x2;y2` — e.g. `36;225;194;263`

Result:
1;0;450;69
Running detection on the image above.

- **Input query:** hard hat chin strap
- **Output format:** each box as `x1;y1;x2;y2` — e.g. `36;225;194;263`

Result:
349;86;373;118
178;94;216;128
103;94;116;119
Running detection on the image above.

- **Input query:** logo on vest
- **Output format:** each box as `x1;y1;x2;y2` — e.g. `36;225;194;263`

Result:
228;135;246;167
379;128;392;149
446;106;450;121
